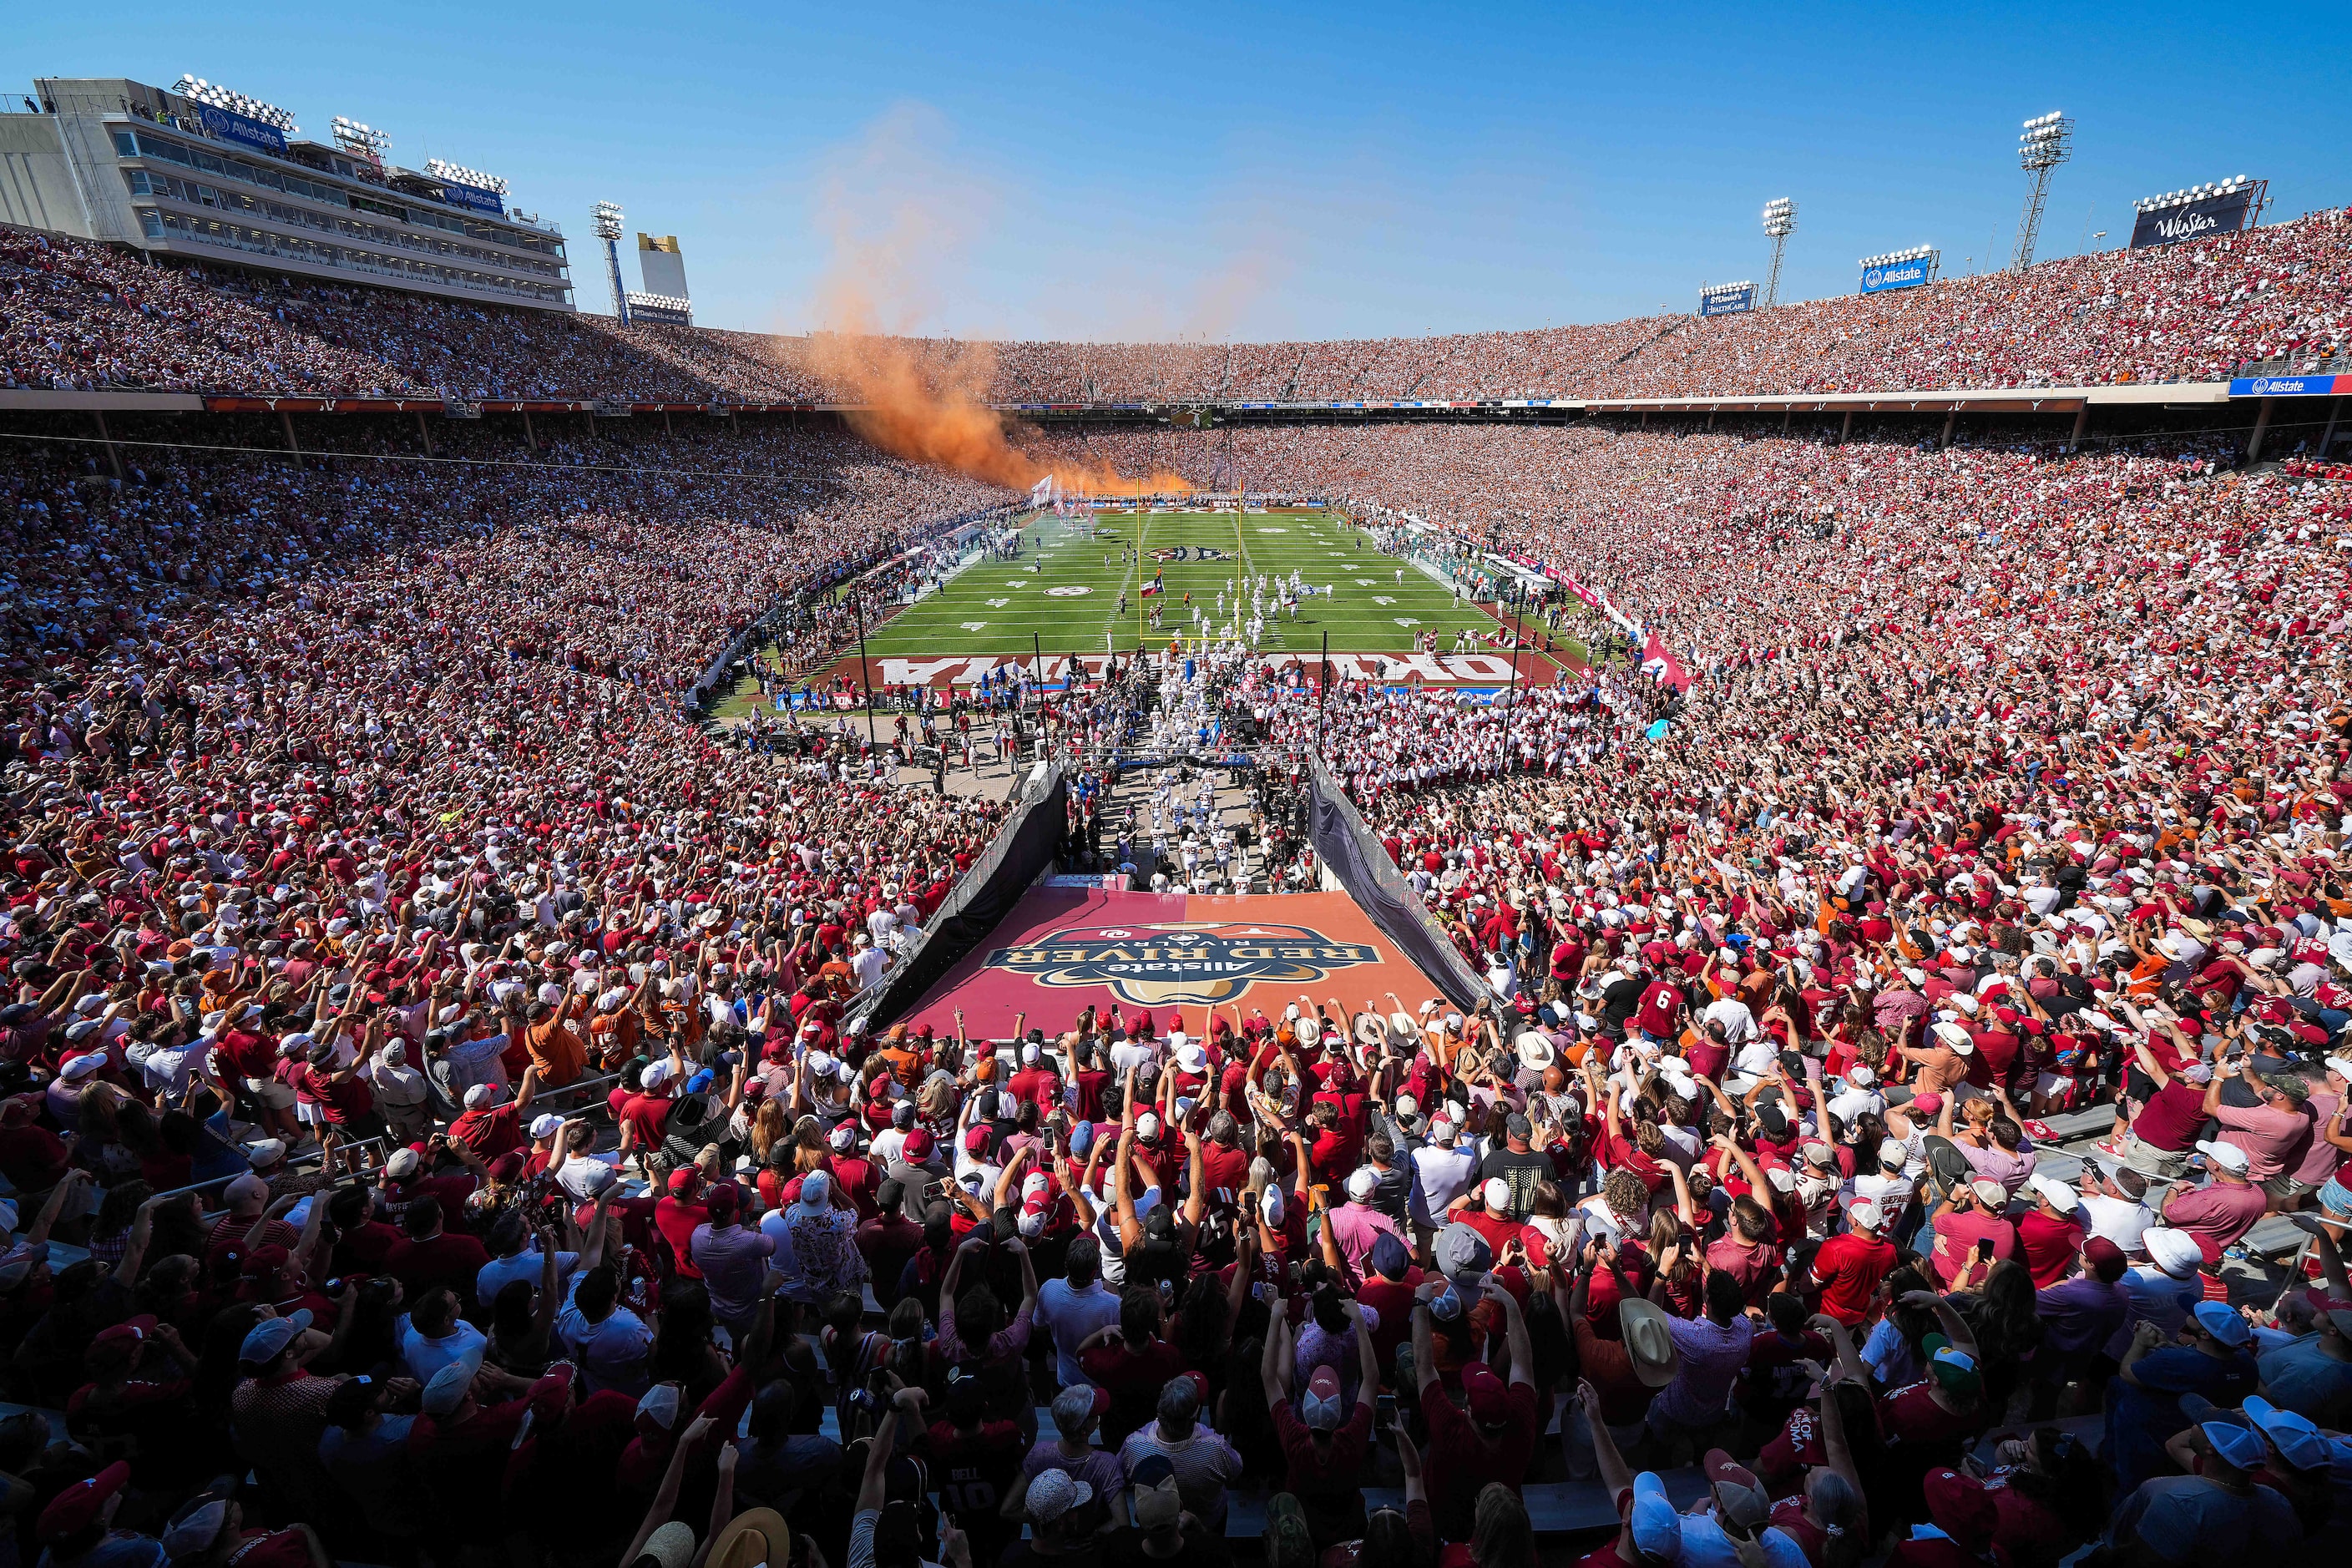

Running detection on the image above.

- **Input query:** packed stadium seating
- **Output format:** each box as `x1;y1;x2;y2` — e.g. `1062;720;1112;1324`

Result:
5;185;2352;1568
9;205;2349;401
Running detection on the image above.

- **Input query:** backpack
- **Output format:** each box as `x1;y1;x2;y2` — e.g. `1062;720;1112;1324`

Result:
660;1091;729;1165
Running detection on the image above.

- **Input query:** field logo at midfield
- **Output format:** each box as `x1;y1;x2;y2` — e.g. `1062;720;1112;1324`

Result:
985;920;1379;1005
1147;546;1232;562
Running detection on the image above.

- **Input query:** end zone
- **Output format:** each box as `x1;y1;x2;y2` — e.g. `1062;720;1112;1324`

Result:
821;647;1572;690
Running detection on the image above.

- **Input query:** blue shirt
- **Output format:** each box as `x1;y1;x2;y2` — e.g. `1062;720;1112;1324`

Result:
2256;1334;2352;1428
2106;1343;2258;1491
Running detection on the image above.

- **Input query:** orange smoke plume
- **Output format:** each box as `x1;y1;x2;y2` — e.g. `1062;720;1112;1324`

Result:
805;332;1191;498
794;105;1190;500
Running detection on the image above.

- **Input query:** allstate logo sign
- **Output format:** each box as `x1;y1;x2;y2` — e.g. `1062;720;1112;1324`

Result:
986;921;1380;1005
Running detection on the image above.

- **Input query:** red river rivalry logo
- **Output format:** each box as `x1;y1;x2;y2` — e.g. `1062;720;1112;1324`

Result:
985;921;1380;1005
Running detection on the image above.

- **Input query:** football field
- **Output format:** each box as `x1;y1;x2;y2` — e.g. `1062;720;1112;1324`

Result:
878;508;1490;655
850;508;1573;686
718;509;1583;711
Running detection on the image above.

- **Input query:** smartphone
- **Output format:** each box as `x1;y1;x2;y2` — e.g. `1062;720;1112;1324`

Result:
1975;1238;1994;1261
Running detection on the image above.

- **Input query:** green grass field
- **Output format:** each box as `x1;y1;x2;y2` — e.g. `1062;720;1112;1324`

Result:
867;508;1503;660
712;508;1585;717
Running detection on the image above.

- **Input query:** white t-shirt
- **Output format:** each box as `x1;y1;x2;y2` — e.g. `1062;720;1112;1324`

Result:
1825;1085;1886;1125
1409;1141;1478;1228
1108;1037;1161;1078
2078;1192;2155;1257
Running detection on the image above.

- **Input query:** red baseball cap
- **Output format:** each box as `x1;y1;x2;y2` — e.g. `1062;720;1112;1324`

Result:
529;1363;578;1419
38;1461;129;1543
1460;1362;1513;1427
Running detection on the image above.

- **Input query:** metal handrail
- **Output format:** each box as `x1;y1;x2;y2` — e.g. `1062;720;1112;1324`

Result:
136;1064;634;1207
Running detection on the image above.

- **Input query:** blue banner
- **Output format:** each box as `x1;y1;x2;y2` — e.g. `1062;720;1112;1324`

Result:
1861;259;1931;293
1698;283;1755;317
437;180;503;216
195;103;287;157
2228;375;2342;398
2132;188;2255;250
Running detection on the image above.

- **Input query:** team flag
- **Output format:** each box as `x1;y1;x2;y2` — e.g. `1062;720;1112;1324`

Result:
1141;569;1164;597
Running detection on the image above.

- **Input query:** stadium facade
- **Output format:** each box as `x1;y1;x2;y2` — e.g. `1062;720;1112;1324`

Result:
0;75;571;309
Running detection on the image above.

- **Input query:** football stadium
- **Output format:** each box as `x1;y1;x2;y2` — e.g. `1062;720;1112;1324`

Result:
0;25;2348;1568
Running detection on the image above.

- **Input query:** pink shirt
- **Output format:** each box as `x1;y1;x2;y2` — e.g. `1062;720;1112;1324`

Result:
2161;1180;2269;1257
1326;1201;1400;1288
2210;1100;2312;1182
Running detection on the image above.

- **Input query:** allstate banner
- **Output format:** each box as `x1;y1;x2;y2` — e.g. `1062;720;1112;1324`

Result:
438;181;504;216
2229;375;2343;398
195;104;287;157
1699;283;1756;317
1861;260;1931;293
2132;188;2255;249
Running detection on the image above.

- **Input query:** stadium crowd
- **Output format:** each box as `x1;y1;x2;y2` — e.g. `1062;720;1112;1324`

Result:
8;206;2348;402
8;195;2352;1568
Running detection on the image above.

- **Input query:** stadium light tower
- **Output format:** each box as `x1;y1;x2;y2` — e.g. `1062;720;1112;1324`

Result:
171;75;298;135
2011;110;2072;272
329;115;391;167
592;200;630;326
1761;198;1797;307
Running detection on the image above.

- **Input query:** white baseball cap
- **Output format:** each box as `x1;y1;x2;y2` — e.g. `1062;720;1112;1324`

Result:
2028;1174;2081;1213
2194;1140;2252;1175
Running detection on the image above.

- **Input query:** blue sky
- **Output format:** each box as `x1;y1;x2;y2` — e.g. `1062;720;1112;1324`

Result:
8;2;2344;341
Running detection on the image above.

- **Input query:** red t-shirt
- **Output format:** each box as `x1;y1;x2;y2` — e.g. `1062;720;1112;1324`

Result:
448;1104;523;1159
1876;1379;1986;1455
1808;1232;1896;1325
1357;1272;1424;1378
620;1094;673;1148
2016;1211;2084;1287
1422;1376;1539;1540
654;1195;710;1278
218;1530;315;1568
2132;1080;2208;1151
1199;1142;1252;1197
1705;1237;1781;1305
381;1231;492;1303
1457;1208;1520;1254
1634;981;1682;1038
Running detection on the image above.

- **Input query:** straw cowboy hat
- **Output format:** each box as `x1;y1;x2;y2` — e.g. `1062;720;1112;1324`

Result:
706;1509;791;1568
